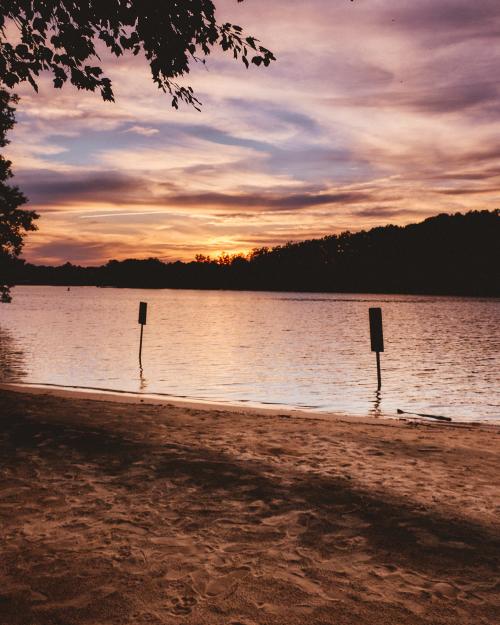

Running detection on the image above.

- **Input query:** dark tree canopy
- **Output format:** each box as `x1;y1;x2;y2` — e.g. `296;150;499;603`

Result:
11;210;500;297
0;89;38;303
0;0;276;108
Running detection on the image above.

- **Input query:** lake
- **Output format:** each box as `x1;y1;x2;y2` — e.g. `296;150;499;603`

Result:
1;286;499;422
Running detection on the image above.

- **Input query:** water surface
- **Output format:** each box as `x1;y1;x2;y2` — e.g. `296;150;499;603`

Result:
1;286;499;421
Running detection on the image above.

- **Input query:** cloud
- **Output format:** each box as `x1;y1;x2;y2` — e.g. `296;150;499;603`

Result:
14;169;146;206
124;125;160;136
437;186;500;196
162;190;370;212
377;0;500;46
27;238;120;265
15;165;370;214
334;81;500;115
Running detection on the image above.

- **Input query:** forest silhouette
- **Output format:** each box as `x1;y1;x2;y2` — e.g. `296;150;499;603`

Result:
11;209;500;297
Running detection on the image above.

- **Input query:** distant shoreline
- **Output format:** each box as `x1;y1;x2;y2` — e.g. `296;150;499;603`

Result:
10;283;500;300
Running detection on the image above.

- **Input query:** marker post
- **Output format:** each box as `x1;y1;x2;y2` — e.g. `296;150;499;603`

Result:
368;307;384;389
138;301;147;365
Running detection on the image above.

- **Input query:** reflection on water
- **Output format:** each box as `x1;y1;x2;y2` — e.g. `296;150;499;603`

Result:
0;286;499;421
370;389;383;419
0;326;27;382
139;364;147;392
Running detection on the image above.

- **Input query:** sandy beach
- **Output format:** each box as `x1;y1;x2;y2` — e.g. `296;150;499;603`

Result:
0;388;498;625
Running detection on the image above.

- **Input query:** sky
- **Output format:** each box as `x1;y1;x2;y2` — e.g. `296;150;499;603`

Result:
5;0;500;265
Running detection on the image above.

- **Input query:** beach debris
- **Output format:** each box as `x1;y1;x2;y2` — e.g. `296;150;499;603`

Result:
397;409;452;422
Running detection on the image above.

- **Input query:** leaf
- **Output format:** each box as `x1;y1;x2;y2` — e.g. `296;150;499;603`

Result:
0;1;275;109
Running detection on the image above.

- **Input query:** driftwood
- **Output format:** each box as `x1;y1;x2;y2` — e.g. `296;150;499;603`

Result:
397;409;452;423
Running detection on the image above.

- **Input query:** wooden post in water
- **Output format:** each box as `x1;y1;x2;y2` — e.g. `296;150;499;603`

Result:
369;307;384;389
375;350;382;389
138;302;147;365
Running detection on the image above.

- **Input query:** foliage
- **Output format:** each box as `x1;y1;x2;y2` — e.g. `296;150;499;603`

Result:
0;0;275;108
0;89;38;302
13;210;500;297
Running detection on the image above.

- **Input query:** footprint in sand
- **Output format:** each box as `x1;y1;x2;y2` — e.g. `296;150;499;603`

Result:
169;594;197;615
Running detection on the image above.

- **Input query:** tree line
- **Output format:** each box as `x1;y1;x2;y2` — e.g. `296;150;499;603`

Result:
11;209;500;297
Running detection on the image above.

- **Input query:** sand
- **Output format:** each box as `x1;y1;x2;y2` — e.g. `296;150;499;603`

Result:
0;388;498;625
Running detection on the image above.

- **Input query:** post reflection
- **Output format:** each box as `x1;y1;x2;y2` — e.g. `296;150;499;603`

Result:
370;389;382;418
139;364;147;392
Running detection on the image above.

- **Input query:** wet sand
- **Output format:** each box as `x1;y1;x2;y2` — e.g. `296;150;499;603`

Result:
0;388;498;624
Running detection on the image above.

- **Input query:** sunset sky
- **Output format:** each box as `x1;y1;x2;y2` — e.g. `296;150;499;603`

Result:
5;0;500;265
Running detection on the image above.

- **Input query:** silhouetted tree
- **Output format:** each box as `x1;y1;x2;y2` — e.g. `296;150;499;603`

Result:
0;90;38;302
0;0;275;108
13;210;500;297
